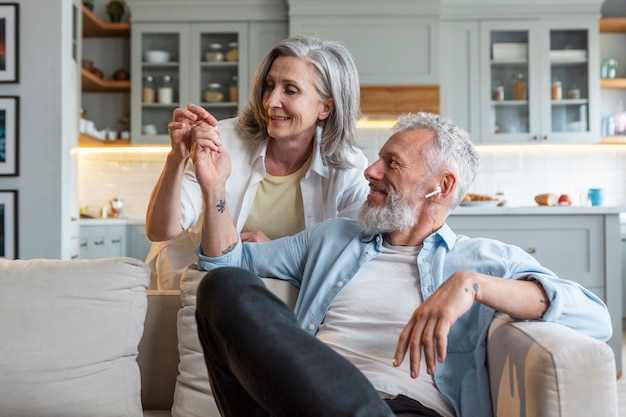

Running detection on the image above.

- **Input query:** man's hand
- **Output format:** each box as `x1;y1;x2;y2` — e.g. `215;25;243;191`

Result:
392;271;478;378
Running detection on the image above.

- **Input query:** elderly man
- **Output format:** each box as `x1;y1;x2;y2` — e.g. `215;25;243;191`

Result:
192;113;611;417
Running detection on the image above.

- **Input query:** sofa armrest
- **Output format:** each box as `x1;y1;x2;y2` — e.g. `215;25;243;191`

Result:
487;313;618;417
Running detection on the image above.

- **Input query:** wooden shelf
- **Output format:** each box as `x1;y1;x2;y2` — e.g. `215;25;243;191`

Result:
82;68;130;92
79;133;131;147
600;78;626;89
599;18;626;33
82;5;130;38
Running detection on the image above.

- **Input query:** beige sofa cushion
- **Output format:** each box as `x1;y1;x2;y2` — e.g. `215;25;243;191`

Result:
0;257;150;417
172;265;298;417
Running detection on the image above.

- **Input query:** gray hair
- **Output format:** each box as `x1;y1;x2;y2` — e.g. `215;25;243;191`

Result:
392;113;480;207
237;35;361;169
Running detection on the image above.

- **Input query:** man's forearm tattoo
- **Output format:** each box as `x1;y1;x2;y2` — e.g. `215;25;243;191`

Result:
216;199;225;213
222;242;237;255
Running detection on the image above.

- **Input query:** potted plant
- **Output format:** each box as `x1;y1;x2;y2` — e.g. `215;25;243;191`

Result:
82;0;95;11
105;0;125;22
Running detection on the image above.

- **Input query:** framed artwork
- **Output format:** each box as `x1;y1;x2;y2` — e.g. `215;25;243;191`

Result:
0;96;18;175
0;4;18;83
0;189;17;259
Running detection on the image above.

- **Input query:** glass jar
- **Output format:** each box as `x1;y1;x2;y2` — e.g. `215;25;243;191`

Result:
492;85;504;101
551;80;562;100
568;85;581;99
512;73;527;100
142;75;156;103
204;83;224;103
601;58;617;79
229;75;238;103
226;42;238;62
205;43;224;62
158;75;174;104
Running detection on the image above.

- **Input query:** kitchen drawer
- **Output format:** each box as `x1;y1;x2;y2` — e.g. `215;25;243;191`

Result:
446;215;604;290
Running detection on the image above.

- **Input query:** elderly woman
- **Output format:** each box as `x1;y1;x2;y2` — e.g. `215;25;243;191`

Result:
145;35;369;290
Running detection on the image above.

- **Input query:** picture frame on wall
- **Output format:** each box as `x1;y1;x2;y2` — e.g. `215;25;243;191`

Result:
0;189;17;259
0;96;18;176
0;3;18;83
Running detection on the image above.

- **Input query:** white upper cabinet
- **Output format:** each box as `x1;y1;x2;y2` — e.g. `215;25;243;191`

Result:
479;20;600;144
288;0;440;85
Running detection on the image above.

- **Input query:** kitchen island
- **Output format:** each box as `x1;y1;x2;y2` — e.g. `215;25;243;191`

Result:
448;205;623;376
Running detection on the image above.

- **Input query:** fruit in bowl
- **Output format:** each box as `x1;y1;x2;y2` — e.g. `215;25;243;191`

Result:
558;194;572;206
144;50;170;63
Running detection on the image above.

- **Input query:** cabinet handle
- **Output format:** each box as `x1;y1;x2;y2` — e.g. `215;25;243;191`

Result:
542;135;548;141
111;239;121;244
70;253;79;259
80;242;88;248
94;239;105;246
525;247;537;254
532;135;538;140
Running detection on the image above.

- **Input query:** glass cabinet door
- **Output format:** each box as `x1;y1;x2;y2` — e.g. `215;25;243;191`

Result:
480;21;598;144
487;29;531;139
547;29;590;137
131;24;189;144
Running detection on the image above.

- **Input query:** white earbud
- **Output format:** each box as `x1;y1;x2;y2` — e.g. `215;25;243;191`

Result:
424;185;442;199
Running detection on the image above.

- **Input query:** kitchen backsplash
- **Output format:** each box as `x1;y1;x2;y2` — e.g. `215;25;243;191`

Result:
77;128;626;220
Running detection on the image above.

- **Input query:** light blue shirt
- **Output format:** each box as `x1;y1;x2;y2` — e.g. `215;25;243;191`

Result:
197;218;612;417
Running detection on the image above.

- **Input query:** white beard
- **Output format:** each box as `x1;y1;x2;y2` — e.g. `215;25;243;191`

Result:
358;190;418;234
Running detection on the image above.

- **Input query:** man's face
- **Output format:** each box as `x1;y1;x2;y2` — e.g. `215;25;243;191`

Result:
358;129;437;234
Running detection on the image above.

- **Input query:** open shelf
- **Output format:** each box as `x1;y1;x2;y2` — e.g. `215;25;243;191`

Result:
600;78;626;89
82;68;130;92
79;133;131;147
599;17;626;33
82;5;130;38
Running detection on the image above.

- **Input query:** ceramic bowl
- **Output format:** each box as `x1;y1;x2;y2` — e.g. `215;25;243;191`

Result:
144;50;170;63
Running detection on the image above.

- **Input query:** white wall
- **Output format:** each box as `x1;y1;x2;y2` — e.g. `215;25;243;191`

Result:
0;0;78;259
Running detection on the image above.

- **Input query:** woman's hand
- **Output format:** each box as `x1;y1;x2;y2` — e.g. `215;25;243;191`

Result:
190;121;231;193
240;230;271;243
168;104;219;161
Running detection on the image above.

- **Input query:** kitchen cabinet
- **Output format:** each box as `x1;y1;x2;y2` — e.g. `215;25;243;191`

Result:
599;18;626;143
81;5;131;143
79;223;126;259
479;20;600;144
447;209;622;375
126;222;152;261
130;23;248;145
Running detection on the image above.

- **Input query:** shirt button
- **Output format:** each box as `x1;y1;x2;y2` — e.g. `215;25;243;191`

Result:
366;250;373;255
336;281;343;288
308;324;315;331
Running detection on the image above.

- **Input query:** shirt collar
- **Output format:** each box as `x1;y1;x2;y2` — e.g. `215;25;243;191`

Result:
424;223;457;251
251;135;328;178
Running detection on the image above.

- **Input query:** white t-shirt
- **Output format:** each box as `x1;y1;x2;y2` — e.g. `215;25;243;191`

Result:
145;117;370;290
316;240;455;417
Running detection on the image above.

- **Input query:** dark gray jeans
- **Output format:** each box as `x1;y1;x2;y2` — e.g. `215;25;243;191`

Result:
195;267;442;417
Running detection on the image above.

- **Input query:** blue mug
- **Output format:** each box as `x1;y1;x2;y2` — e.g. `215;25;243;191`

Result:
587;188;605;206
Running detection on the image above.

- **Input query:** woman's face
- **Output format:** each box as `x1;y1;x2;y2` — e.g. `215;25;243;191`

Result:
263;55;334;144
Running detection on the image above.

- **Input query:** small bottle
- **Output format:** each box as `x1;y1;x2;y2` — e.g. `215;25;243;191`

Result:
204;83;224;103
226;42;238;62
142;75;156;103
205;43;224;62
512;73;527;100
229;75;238;103
551;80;562;100
158;75;174;104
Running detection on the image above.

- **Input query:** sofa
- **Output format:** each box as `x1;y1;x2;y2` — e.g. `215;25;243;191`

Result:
0;257;619;417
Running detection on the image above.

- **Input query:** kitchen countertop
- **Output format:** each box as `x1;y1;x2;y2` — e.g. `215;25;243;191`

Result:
78;217;146;226
450;205;626;215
